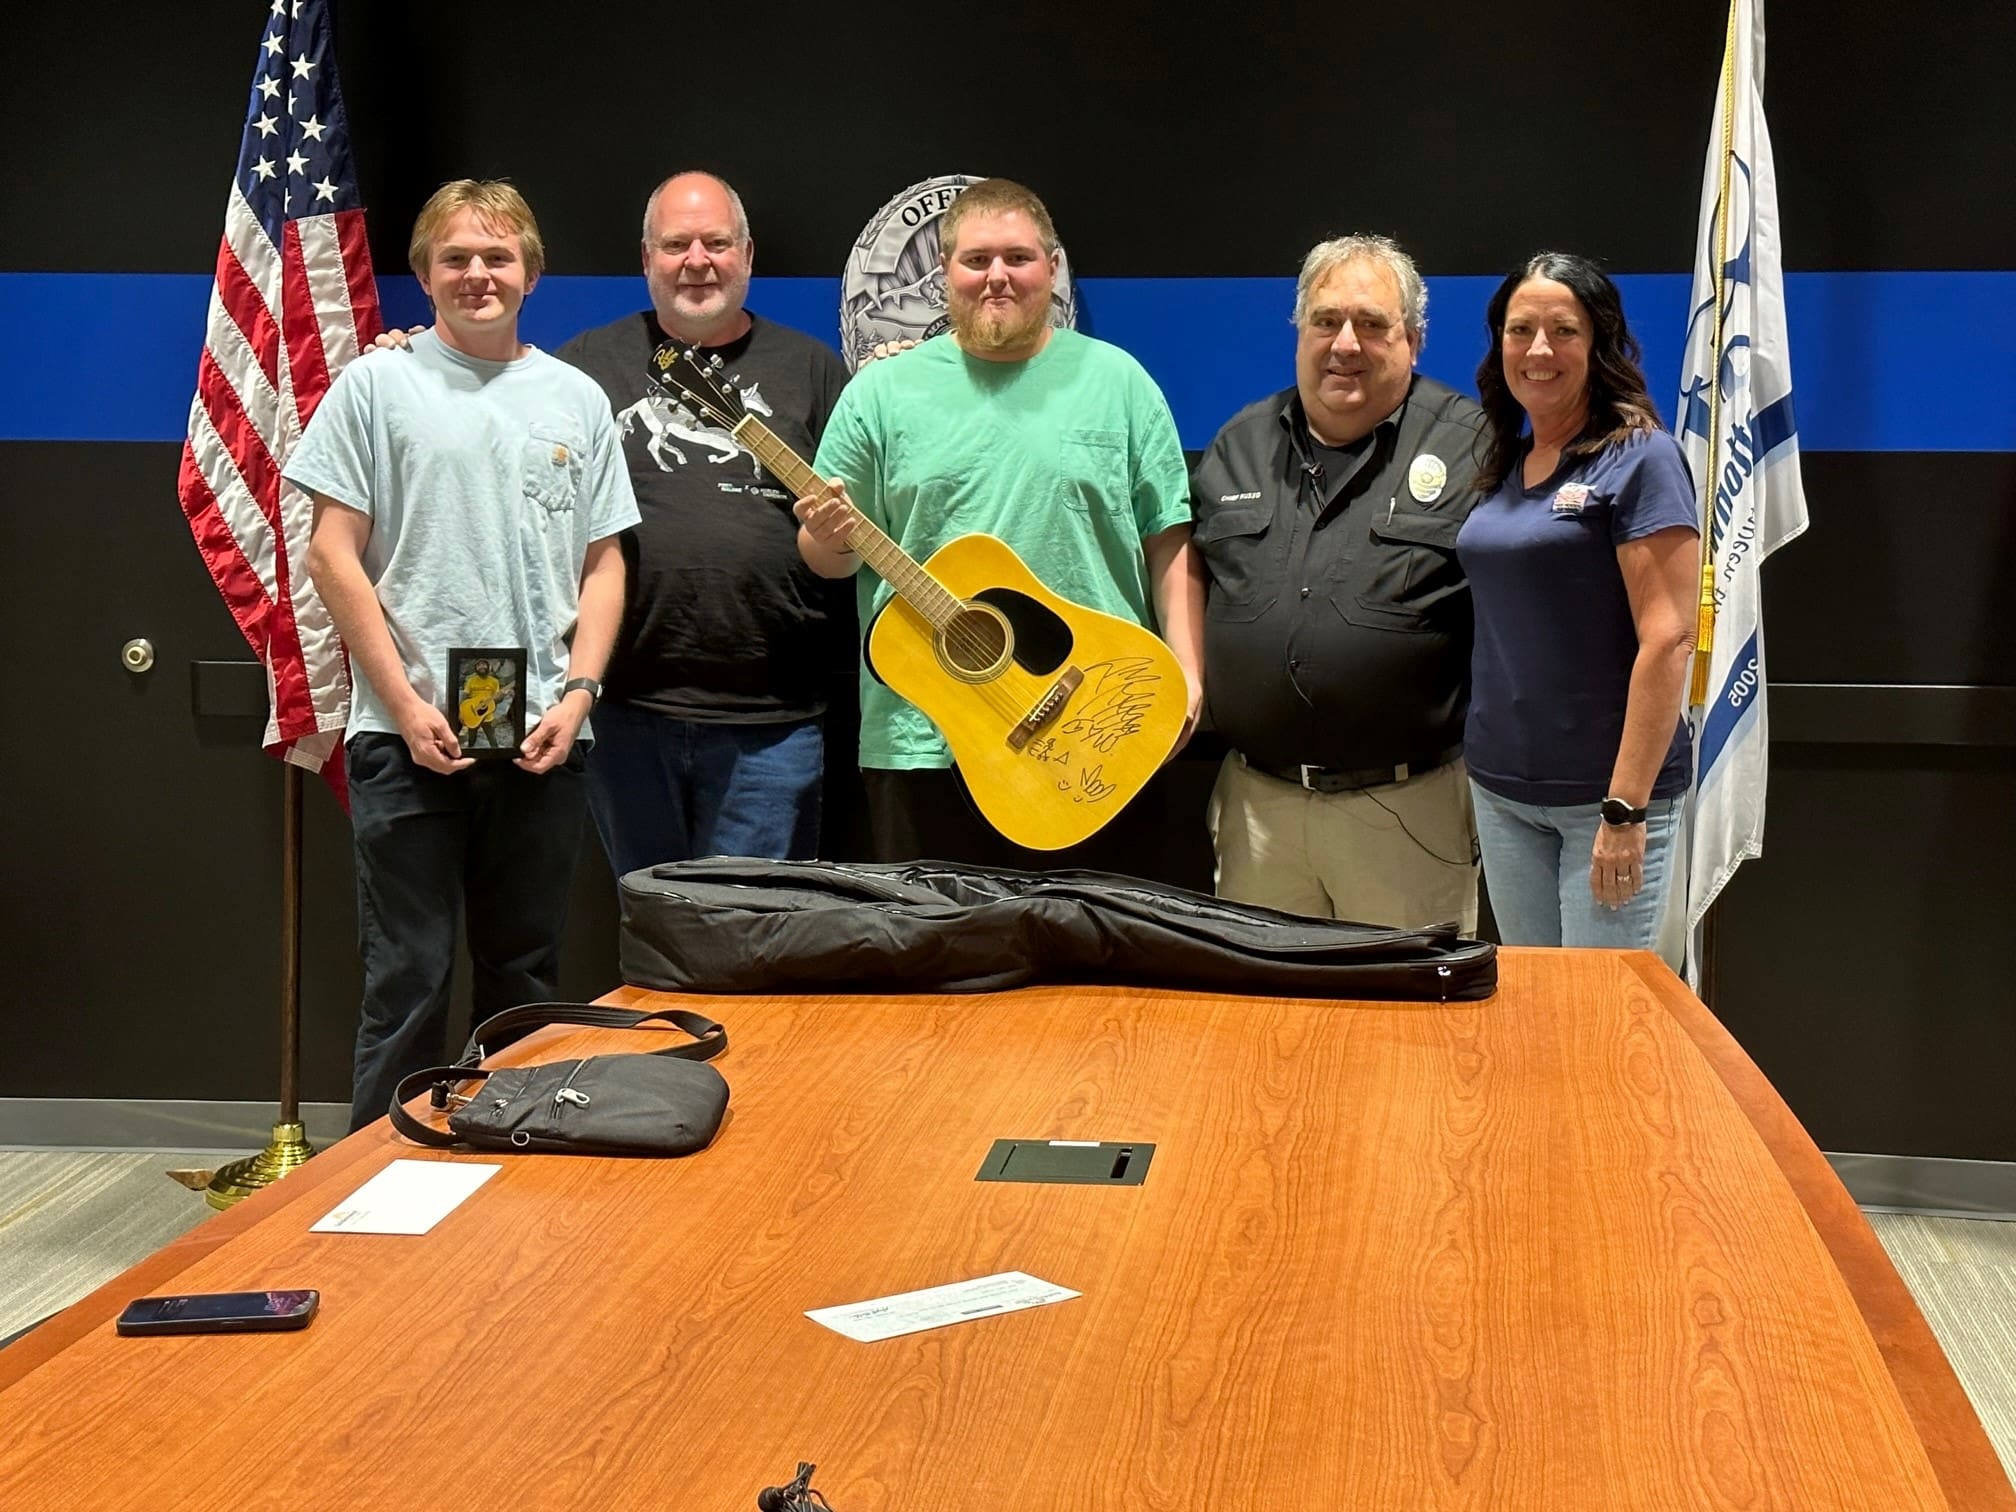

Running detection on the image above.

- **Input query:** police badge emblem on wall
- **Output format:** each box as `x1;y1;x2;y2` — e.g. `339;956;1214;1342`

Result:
840;174;1079;373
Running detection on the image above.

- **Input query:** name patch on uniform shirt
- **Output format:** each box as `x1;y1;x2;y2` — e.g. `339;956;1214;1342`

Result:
1219;490;1262;502
1408;454;1447;503
1552;482;1591;514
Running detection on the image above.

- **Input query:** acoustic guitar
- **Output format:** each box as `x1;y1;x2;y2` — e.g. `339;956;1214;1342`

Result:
648;341;1188;851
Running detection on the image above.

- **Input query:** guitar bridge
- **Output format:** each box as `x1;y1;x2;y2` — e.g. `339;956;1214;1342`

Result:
1006;666;1083;750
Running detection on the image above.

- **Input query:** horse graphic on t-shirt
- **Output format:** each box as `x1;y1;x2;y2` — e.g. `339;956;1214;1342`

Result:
615;383;774;475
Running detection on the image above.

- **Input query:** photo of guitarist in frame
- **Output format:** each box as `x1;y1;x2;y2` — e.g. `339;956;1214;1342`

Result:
794;179;1205;875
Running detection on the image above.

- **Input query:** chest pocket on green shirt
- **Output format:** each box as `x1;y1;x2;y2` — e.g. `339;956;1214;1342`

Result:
524;424;583;514
1056;428;1128;515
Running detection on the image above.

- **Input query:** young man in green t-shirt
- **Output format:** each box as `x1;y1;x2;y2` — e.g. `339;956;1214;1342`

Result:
794;178;1203;872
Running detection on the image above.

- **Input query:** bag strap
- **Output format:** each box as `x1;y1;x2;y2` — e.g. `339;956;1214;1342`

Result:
459;1000;726;1065
386;1001;726;1148
388;1065;494;1146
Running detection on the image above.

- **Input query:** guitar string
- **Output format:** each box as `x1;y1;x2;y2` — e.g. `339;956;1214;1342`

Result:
661;363;1035;713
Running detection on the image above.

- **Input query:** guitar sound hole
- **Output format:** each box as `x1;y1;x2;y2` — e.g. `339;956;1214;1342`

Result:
937;605;1012;683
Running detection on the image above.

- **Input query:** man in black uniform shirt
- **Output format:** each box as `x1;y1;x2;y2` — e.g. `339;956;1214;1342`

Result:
1191;234;1484;929
557;172;851;876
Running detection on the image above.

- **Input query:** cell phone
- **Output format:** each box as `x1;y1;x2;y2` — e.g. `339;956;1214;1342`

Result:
114;1289;319;1336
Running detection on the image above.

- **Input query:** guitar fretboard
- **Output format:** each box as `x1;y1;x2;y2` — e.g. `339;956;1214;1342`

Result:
734;416;964;631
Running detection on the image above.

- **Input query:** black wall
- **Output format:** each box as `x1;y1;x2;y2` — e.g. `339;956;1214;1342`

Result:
2;0;2011;1159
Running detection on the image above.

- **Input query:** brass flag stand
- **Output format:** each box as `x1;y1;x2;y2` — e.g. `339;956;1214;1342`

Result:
200;762;316;1208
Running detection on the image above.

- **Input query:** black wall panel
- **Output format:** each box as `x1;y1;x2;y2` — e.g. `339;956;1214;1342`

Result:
5;3;2013;276
1770;455;2016;686
1714;746;2016;1159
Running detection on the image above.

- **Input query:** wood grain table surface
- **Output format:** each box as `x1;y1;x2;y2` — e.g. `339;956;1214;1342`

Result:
2;949;2008;1510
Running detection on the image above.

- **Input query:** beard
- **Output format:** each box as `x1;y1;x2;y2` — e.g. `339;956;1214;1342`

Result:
647;266;750;338
948;287;1051;356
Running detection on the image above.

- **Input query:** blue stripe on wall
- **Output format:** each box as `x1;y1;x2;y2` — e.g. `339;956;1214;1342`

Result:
4;272;2011;452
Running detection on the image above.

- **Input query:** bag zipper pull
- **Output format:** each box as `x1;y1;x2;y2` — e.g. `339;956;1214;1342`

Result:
554;1086;591;1107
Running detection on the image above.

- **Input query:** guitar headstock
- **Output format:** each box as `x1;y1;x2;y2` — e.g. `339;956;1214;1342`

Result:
648;340;747;431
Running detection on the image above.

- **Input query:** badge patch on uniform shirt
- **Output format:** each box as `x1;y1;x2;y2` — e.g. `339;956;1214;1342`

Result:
1552;482;1591;514
1408;454;1447;503
551;444;570;467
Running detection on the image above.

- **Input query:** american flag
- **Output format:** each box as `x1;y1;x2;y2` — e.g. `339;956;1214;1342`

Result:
177;0;381;781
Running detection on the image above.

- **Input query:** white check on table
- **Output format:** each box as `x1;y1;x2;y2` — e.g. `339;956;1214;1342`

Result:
310;1158;501;1235
807;1271;1080;1343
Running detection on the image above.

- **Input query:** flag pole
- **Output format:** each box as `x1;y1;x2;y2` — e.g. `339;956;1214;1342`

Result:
1687;0;1742;1007
201;761;316;1209
1690;0;1741;712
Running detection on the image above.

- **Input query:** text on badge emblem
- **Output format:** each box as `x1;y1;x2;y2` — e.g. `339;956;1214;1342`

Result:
1408;453;1447;503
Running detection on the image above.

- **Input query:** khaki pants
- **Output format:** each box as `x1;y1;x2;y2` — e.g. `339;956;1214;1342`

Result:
1208;751;1479;931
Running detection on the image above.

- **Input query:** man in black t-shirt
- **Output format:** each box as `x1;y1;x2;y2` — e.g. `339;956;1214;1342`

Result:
557;172;852;877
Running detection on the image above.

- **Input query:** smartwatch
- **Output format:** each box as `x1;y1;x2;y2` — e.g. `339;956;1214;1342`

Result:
1599;796;1648;827
561;677;602;708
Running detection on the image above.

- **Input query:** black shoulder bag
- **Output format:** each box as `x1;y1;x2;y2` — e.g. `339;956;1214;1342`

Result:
388;1001;729;1156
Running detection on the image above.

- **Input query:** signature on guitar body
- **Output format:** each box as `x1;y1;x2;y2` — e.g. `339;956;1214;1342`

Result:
648;341;1188;850
1060;658;1162;755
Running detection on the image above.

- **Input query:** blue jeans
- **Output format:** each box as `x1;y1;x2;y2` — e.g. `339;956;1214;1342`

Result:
583;702;823;878
345;734;587;1132
1470;782;1686;968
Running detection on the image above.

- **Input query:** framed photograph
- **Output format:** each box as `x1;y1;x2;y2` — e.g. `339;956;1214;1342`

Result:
445;646;527;758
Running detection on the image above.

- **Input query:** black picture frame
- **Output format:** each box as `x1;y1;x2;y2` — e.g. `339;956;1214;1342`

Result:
446;646;527;758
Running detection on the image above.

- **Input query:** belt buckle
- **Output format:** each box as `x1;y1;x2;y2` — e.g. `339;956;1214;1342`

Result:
1298;763;1321;791
1393;762;1410;784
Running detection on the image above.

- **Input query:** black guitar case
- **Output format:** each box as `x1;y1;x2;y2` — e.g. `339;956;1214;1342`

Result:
619;858;1496;1002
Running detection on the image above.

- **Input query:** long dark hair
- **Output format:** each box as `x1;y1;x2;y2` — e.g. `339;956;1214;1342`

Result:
1473;251;1663;495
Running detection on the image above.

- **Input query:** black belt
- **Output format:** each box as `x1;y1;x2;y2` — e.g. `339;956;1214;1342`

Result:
1240;743;1462;794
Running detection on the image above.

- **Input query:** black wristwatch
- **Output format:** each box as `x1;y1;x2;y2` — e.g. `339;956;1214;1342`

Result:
1599;796;1649;827
561;677;602;708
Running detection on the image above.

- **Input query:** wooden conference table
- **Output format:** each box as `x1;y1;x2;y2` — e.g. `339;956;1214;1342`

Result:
2;950;2009;1510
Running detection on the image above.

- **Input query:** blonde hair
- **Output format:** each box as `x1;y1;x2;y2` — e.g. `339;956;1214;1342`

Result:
408;179;546;280
939;178;1059;258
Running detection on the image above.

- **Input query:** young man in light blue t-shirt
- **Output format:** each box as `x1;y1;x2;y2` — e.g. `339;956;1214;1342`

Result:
287;180;639;1131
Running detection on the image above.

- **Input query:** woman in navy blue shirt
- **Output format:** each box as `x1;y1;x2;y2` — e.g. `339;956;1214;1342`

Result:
1455;253;1699;968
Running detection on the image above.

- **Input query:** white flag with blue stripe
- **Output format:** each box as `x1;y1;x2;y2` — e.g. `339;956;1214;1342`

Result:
1679;0;1810;957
